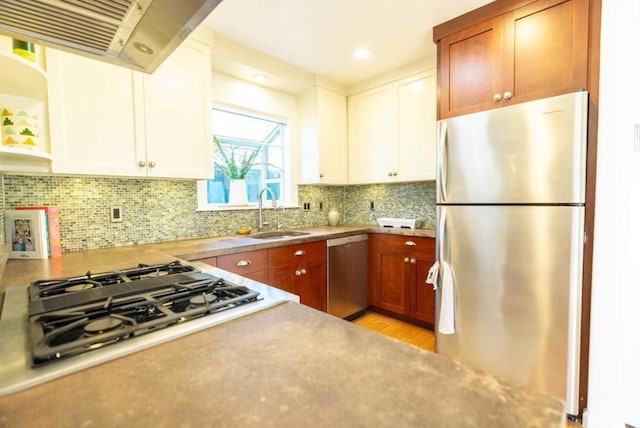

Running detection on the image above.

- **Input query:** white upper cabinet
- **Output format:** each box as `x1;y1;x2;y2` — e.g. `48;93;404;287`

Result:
46;38;213;179
347;84;395;184
138;38;213;179
299;87;347;184
396;71;437;181
47;49;142;176
347;70;437;184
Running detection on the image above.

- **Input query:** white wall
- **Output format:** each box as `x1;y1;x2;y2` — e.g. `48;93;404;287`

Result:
586;0;640;426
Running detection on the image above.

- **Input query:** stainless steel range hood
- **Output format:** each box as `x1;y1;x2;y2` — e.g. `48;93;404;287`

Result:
0;0;222;73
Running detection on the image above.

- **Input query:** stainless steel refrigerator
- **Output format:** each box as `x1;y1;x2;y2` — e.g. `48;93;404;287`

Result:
434;91;587;416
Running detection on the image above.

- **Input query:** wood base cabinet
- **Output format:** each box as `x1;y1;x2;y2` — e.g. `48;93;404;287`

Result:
269;241;327;312
197;242;328;312
368;234;436;325
434;0;589;118
215;250;270;284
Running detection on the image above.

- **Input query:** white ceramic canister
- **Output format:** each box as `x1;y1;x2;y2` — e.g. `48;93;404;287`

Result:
328;209;340;226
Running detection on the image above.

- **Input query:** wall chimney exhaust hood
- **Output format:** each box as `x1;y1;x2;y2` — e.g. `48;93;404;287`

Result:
0;0;222;73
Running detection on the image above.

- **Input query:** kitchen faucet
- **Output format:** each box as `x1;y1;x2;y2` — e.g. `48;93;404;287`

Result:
258;187;280;231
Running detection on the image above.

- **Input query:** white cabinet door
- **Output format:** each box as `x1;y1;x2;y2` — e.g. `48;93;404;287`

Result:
47;38;213;179
317;88;347;184
396;70;437;181
47;49;144;176
347;70;437;184
299;87;347;184
141;38;213;179
347;84;395;184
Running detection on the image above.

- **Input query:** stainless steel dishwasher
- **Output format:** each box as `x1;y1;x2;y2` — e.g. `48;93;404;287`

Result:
327;234;368;320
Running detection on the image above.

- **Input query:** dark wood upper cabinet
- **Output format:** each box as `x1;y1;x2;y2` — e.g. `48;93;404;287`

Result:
435;0;589;118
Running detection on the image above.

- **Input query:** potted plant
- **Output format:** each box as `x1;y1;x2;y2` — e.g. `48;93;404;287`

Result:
214;135;261;205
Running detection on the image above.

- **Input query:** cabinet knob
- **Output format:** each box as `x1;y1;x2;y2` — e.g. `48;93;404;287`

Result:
410;258;416;264
300;268;307;275
236;260;251;267
404;241;416;247
493;93;502;102
138;161;146;167
148;161;156;168
404;257;410;263
319;173;324;178
503;91;512;100
294;250;306;256
295;269;302;276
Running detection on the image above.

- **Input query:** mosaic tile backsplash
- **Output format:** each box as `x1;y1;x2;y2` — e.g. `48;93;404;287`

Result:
0;174;435;252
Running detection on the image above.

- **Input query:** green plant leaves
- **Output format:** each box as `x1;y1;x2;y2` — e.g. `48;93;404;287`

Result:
213;135;262;180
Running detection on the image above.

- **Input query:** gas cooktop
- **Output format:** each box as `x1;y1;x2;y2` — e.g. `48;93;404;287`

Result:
0;260;296;397
28;261;261;366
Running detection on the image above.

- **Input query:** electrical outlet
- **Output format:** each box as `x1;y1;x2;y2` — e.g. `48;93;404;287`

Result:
370;201;375;211
110;206;123;222
303;202;311;211
319;201;323;211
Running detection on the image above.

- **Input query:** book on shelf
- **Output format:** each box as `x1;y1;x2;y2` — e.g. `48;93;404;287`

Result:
15;206;62;257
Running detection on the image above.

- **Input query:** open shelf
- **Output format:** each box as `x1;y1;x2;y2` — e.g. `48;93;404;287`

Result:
0;146;52;173
0;51;47;99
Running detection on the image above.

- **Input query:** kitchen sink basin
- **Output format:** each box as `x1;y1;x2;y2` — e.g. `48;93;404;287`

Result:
250;230;310;240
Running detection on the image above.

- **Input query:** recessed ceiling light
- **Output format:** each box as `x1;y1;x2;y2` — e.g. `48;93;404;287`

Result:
253;74;268;83
354;49;371;60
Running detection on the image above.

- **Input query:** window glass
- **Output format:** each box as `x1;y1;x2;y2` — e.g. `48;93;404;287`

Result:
204;108;286;205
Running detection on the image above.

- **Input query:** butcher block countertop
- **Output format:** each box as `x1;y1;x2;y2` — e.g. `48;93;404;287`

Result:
0;225;435;292
0;301;565;427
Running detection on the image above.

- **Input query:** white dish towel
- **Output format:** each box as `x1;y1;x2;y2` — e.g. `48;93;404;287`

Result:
426;261;456;334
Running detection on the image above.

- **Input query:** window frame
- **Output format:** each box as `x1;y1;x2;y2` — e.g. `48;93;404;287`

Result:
196;104;294;211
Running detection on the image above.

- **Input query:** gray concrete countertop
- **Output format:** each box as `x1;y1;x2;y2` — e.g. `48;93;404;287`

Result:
0;225;435;291
0;301;564;427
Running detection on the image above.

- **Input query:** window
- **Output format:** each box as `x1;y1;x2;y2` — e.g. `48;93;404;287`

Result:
197;108;287;209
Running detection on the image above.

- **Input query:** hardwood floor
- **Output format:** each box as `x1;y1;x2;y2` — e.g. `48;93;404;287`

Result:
351;310;582;428
352;310;435;351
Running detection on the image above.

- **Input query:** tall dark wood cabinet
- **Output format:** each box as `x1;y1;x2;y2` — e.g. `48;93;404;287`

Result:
432;0;601;416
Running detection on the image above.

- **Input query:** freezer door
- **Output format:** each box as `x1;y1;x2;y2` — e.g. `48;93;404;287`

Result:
435;205;584;415
437;91;588;204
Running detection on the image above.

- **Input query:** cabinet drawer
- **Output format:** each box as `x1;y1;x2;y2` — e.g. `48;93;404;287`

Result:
268;241;327;267
370;234;434;255
217;250;268;274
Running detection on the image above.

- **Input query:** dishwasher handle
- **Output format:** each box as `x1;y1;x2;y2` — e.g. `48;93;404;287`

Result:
327;234;368;247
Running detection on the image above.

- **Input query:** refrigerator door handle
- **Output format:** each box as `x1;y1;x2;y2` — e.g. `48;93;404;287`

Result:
437;207;447;263
437;121;449;202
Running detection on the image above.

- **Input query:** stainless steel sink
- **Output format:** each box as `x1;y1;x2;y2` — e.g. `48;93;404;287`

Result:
250;230;310;240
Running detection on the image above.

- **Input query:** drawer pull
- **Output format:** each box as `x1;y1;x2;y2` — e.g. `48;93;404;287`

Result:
294;250;306;256
404;241;416;247
237;260;251;267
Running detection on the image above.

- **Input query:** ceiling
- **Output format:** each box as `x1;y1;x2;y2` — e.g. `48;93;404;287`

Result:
203;0;494;91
